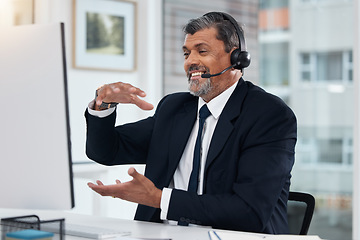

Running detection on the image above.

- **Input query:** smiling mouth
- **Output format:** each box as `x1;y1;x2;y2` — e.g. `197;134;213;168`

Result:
190;71;206;80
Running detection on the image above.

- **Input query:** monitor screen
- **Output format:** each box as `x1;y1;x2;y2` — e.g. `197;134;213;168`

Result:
0;23;74;209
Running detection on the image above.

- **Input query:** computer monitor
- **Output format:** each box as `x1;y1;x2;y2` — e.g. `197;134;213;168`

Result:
0;23;74;209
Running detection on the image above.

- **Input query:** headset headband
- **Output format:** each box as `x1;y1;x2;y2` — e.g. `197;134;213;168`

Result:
203;12;247;51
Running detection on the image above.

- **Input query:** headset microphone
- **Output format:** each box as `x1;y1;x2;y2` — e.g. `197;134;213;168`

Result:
201;63;238;78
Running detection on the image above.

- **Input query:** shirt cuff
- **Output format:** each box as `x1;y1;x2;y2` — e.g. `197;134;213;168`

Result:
160;187;173;220
88;100;116;118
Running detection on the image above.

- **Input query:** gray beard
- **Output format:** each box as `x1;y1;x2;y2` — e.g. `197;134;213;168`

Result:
188;78;212;97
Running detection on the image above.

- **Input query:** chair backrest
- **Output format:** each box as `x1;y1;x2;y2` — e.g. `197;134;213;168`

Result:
287;191;315;235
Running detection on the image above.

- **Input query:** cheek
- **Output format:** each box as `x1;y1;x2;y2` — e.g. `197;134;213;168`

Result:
184;64;190;78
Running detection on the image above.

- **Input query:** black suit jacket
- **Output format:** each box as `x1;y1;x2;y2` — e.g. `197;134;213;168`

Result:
85;78;297;234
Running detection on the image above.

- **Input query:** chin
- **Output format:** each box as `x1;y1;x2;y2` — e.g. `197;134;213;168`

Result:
189;88;200;97
188;77;212;97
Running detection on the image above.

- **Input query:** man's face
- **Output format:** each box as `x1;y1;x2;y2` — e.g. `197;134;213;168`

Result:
183;27;233;101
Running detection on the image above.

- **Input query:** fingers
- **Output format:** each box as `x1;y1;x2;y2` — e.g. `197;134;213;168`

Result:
87;181;114;197
87;182;101;194
96;84;122;104
87;180;103;187
130;95;154;111
87;171;161;208
96;82;154;110
96;180;104;186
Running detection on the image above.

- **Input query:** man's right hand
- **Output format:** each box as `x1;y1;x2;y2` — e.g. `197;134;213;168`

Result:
95;82;154;111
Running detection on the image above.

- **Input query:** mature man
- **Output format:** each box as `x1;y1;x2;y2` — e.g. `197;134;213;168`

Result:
85;12;297;234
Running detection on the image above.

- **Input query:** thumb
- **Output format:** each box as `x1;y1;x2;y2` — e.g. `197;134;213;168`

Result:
128;167;140;179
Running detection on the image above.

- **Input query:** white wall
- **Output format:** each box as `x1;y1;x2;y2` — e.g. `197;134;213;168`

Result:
34;0;163;219
34;0;163;162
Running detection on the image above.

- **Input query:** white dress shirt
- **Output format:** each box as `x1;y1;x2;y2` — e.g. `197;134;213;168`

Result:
87;81;239;223
160;81;238;222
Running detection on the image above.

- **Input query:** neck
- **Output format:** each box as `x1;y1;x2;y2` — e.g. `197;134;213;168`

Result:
201;70;242;102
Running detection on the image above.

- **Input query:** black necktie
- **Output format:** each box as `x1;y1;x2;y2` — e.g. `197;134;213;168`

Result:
178;105;211;226
188;104;211;193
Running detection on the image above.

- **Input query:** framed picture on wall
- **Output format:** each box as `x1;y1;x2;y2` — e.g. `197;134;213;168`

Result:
73;0;136;71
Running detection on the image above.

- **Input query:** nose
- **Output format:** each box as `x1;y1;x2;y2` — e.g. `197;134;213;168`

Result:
184;52;200;70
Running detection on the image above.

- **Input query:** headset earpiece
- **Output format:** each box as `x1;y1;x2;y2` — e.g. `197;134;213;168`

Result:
203;12;251;73
206;12;251;71
230;49;251;70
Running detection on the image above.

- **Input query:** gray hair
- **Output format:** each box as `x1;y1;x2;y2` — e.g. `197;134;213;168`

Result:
183;12;241;53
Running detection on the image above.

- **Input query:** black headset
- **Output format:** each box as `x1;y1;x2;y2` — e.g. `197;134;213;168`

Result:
203;12;251;70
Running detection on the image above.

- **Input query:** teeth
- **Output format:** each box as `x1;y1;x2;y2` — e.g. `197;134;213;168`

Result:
191;72;203;77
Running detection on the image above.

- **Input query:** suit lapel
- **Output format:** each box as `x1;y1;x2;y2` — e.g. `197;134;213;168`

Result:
205;79;248;171
167;99;197;183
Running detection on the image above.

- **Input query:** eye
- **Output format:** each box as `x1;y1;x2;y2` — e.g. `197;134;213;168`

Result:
199;50;207;55
183;51;190;59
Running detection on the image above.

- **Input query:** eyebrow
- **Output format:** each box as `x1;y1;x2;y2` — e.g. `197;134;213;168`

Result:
182;42;211;51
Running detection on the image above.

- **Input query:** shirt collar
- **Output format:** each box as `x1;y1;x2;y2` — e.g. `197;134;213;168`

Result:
198;80;239;119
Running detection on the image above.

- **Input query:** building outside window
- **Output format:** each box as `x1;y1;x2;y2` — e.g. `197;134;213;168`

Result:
259;0;353;239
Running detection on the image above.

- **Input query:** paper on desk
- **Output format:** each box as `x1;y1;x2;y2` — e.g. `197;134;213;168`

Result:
209;230;264;240
208;230;323;240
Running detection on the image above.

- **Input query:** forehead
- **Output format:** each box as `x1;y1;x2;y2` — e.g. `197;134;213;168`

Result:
183;27;224;50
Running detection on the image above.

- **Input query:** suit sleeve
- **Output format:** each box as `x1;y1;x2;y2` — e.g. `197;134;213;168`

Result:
85;108;155;166
84;94;172;166
166;92;297;233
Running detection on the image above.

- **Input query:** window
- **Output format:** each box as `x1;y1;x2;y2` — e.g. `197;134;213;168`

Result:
260;42;289;86
259;0;354;239
300;51;353;83
260;0;288;9
299;53;313;81
297;136;353;166
317;52;343;81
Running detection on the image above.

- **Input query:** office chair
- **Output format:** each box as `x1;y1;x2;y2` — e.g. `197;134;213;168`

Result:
287;191;315;235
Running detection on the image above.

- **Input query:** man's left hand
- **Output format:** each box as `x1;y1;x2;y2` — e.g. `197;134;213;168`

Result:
87;167;162;209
